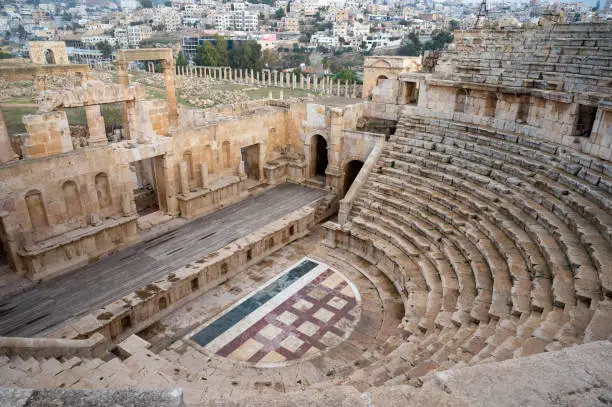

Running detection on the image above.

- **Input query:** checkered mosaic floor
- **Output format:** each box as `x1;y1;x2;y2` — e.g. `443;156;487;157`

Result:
189;258;361;367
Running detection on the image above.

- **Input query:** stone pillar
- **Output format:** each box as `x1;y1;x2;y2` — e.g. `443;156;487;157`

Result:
200;163;208;188
85;105;107;147
307;75;311;90
121;191;133;216
116;62;131;140
280;89;284;100
250;69;254;84
353;81;357;98
273;71;278;86
292;73;296;89
162;59;179;129
125;100;138;142
257;71;261;84
313;75;317;91
300;74;304;89
179;161;190;195
345;80;349;98
336;79;340;96
0;110;18;163
268;90;273;99
238;160;246;179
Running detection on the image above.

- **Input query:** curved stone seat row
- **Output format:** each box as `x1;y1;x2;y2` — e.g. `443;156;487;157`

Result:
332;113;612;387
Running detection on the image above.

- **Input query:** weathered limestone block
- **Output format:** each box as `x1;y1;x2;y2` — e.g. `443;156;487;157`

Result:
22;111;72;158
0;110;18;163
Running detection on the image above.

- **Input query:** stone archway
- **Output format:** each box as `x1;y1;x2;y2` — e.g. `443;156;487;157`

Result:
310;134;328;179
376;75;389;86
343;159;364;197
45;49;56;65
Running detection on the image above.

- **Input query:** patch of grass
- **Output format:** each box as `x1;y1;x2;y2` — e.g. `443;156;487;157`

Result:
2;105;88;135
2;105;38;134
246;86;312;100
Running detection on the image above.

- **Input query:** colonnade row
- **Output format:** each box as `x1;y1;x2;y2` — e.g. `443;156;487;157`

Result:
148;63;362;98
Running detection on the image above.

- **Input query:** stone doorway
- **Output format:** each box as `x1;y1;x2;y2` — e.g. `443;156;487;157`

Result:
343;160;364;197
311;135;328;180
574;104;597;137
131;157;160;216
240;143;261;180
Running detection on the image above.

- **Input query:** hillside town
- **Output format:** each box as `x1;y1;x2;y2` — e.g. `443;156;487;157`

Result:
0;0;610;71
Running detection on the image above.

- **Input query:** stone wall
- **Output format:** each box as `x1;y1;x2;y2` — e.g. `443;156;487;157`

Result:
363;56;421;101
0;146;138;279
415;81;612;161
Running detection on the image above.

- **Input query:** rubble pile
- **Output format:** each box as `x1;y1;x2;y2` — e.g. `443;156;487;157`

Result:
0;79;37;100
136;73;255;107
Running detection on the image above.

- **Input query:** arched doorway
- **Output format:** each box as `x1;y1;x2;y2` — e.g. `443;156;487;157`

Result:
311;135;328;180
376;75;388;85
45;49;56;64
343;160;364;197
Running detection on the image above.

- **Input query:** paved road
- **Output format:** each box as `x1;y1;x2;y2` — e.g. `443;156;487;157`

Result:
0;184;325;337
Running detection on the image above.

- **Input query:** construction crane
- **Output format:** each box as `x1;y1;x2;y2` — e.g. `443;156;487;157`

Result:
474;0;488;28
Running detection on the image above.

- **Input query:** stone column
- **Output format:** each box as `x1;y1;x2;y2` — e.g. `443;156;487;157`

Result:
280;89;284;100
353;81;357;98
200;163;208;188
121;191;133;216
116;62;132;139
336;79;340;96
292;73;296;89
250;69;254;84
300;74;304;89
257;71;261;84
345;81;349;98
162;59;179;129
125;100;138;142
85;105;107;147
179;161;190;194
0;110;17;163
313;75;317;91
307;75;311;90
238;160;246;179
268;90;273;99
273;71;278;87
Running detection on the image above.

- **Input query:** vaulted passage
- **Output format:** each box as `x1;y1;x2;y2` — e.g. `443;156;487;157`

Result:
312;135;328;178
343;160;364;197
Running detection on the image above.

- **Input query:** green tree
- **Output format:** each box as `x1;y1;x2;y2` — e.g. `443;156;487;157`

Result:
194;42;220;66
214;35;228;66
448;19;460;31
286;1;291;12
592;0;600;10
164;0;171;5
262;48;277;67
140;0;153;8
228;40;262;68
423;30;454;52
175;51;188;67
275;7;285;19
322;56;329;72
96;41;113;59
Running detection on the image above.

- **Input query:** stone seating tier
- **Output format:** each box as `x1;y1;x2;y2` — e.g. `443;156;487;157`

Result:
439;23;612;93
334;111;611;383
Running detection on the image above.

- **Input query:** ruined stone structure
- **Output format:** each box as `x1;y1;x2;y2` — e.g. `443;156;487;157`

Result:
0;23;611;406
28;41;70;66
